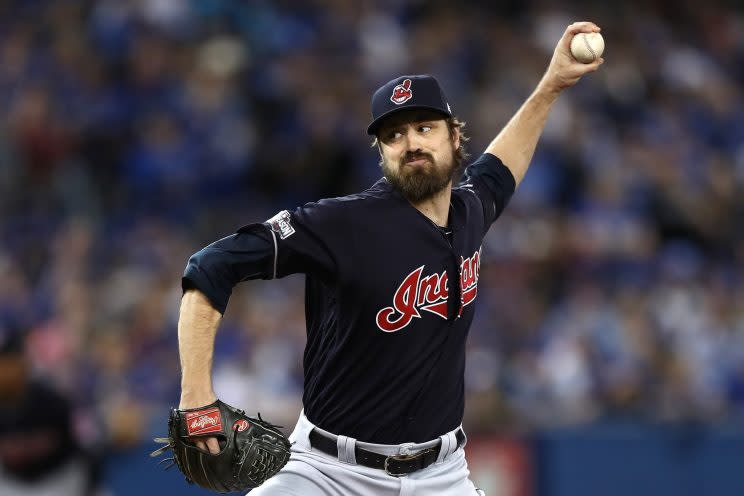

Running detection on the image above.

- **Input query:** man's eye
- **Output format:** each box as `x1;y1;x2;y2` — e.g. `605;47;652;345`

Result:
419;125;432;133
389;131;403;140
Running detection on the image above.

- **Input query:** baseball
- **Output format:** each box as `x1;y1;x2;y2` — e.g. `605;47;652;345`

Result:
570;32;604;63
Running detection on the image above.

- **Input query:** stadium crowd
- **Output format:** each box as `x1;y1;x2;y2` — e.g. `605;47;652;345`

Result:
1;0;743;460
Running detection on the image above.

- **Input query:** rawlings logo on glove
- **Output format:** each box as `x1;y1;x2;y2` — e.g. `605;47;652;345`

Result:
185;408;222;435
151;400;291;493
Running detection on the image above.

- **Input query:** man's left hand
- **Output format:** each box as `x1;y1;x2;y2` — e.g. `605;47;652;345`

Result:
540;21;604;94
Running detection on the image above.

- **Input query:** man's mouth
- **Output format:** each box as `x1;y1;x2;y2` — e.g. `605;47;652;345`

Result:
404;155;432;166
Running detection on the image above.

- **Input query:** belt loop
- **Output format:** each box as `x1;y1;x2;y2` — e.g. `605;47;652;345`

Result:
346;436;357;464
435;430;456;463
336;435;357;464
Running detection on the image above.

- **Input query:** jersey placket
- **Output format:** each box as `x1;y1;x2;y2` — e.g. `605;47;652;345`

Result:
433;218;463;322
449;234;464;321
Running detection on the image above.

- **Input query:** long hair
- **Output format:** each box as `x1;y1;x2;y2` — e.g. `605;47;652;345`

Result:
446;117;470;168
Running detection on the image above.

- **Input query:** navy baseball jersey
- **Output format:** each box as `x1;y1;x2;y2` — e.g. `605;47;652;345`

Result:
183;152;515;444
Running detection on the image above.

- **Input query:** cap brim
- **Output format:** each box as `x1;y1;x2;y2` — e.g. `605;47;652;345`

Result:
367;106;452;135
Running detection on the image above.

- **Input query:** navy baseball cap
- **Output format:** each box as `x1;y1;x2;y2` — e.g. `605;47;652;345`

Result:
367;74;453;135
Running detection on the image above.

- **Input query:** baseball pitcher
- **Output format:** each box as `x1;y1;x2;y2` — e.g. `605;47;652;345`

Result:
153;22;603;495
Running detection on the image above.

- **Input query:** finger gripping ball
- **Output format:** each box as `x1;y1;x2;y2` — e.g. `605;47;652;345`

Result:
570;32;604;63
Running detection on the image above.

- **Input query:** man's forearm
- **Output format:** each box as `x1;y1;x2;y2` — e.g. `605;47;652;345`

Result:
178;289;222;408
485;21;603;187
485;84;559;187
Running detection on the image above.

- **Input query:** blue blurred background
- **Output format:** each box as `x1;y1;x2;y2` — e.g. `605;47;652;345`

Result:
0;0;743;495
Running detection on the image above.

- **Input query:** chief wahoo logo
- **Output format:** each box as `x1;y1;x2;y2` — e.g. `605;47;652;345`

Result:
390;79;413;105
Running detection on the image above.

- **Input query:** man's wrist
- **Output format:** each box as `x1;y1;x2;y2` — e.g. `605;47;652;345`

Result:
535;78;562;100
179;389;217;409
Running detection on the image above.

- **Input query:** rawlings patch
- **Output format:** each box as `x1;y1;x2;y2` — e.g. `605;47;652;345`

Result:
267;210;295;240
233;419;249;432
390;79;413;105
185;408;223;436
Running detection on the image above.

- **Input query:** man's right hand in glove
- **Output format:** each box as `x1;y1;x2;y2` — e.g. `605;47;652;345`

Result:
180;392;220;454
152;399;292;493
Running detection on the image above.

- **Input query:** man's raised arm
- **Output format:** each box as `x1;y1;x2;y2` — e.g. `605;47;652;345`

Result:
486;21;603;186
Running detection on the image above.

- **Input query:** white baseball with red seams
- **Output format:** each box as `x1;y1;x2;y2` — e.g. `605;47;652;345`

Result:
570;32;604;63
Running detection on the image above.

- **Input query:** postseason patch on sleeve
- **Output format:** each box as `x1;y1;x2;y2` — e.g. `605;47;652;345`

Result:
267;210;295;240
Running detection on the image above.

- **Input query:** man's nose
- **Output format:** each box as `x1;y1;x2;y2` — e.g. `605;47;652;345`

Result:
404;128;423;151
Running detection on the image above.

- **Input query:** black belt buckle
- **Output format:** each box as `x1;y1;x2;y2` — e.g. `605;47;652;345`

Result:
383;447;437;477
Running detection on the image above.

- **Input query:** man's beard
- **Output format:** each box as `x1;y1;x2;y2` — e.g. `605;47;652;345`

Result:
381;149;460;203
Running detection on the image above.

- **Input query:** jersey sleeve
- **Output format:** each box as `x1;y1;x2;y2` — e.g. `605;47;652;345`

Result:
182;202;339;314
462;152;516;231
264;201;338;280
182;224;275;314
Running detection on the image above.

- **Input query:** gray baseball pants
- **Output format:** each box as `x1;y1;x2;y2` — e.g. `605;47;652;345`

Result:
250;411;485;496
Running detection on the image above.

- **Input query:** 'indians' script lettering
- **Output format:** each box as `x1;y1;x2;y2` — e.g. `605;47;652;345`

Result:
376;249;481;332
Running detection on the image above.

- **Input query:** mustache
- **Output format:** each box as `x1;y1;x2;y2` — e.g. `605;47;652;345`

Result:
402;152;434;164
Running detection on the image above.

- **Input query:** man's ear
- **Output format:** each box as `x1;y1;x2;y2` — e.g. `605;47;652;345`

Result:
451;126;461;151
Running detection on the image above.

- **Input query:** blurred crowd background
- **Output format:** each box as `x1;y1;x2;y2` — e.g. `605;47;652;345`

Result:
1;0;743;494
